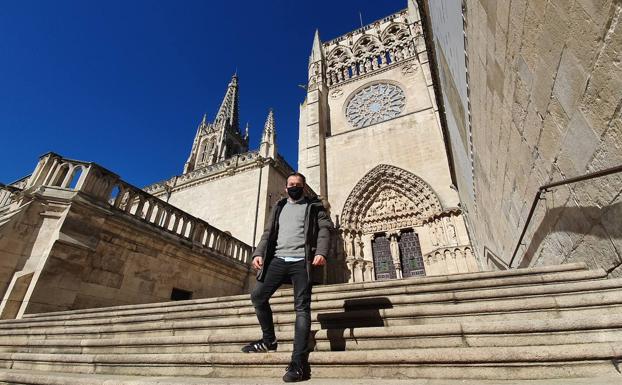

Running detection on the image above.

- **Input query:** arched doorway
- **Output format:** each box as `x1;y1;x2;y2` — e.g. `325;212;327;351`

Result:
340;164;443;281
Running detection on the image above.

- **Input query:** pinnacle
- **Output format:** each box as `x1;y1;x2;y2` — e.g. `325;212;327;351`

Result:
215;74;240;131
310;29;323;62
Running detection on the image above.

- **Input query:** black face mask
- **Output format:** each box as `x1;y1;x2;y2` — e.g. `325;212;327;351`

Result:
287;186;304;200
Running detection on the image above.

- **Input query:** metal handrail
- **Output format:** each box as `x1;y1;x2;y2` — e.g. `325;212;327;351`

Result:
508;164;622;268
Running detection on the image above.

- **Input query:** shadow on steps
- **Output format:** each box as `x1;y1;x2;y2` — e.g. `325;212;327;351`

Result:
315;297;393;351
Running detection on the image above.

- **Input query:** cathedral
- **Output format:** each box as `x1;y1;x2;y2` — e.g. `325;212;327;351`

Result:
1;0;620;381
139;0;478;285
0;0;480;317
298;2;476;281
7;1;619;318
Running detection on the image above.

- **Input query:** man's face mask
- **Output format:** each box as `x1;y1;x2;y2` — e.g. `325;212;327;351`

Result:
287;186;304;200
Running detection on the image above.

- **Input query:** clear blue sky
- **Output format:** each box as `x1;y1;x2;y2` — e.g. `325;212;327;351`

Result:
1;0;405;187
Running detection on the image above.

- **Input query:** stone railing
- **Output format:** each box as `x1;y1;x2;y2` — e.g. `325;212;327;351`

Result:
24;152;253;265
0;184;20;211
323;10;409;45
324;19;423;88
326;48;416;87
0;175;30;211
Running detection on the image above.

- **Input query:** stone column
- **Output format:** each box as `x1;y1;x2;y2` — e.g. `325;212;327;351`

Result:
360;262;367;282
388;231;402;279
445;249;457;274
362;233;374;281
354;260;364;282
346;260;355;283
364;260;374;281
454;248;468;273
438;251;449;275
465;247;479;272
362;234;373;261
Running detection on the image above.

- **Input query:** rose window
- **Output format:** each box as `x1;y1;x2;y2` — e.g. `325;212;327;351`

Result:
345;83;406;128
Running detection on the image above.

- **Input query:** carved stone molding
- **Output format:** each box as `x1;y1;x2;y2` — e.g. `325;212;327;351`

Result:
320;10;423;88
330;89;344;99
340;164;443;233
401;62;418;75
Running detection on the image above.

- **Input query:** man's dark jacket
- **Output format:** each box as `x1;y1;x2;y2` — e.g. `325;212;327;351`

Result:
252;196;334;282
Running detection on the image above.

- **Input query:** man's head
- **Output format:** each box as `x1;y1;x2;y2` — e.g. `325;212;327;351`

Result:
285;172;306;201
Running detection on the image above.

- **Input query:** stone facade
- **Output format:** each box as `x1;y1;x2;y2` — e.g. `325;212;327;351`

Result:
422;0;622;274
0;154;253;318
298;1;477;282
11;0;597;318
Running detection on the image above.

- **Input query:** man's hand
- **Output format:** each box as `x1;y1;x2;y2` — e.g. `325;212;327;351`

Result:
252;256;263;270
312;255;326;266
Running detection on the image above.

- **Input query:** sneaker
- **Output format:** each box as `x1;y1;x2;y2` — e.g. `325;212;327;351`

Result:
241;339;278;353
282;361;310;382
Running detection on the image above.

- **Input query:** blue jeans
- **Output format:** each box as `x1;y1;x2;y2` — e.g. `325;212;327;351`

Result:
250;258;312;364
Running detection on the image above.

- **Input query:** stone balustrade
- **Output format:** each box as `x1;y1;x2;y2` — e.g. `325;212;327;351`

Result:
0;184;19;210
323;18;424;88
0;176;29;211
23;152;253;265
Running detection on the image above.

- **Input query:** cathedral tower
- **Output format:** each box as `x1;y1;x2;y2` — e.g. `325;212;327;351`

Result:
184;75;249;173
298;1;476;282
143;77;296;249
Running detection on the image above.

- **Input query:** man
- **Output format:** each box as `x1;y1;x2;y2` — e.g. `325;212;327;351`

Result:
242;172;334;383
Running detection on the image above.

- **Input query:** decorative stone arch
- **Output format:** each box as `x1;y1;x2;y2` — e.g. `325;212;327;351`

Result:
380;22;410;45
197;136;217;165
327;45;354;66
352;34;383;57
340;164;442;234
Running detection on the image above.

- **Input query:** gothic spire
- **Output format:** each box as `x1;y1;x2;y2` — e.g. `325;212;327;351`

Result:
310;29;323;63
260;108;277;159
214;73;240;131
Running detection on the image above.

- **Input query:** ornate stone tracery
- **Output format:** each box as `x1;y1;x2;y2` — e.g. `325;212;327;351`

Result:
341;164;442;233
345;83;406;128
321;11;424;88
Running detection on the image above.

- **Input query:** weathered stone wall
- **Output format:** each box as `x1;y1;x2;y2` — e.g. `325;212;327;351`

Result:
166;167;263;246
426;0;622;272
25;194;251;314
163;161;288;248
0;203;41;296
0;188;252;317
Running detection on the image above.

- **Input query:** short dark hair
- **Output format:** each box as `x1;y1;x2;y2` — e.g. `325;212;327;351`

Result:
286;172;306;185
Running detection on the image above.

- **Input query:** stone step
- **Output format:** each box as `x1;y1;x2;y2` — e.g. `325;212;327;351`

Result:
2;269;607;329
0;343;620;380
1;369;621;385
1;289;621;341
20;263;590;321
2;315;622;354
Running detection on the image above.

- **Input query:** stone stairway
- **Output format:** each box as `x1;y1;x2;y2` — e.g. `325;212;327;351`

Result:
0;263;621;384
